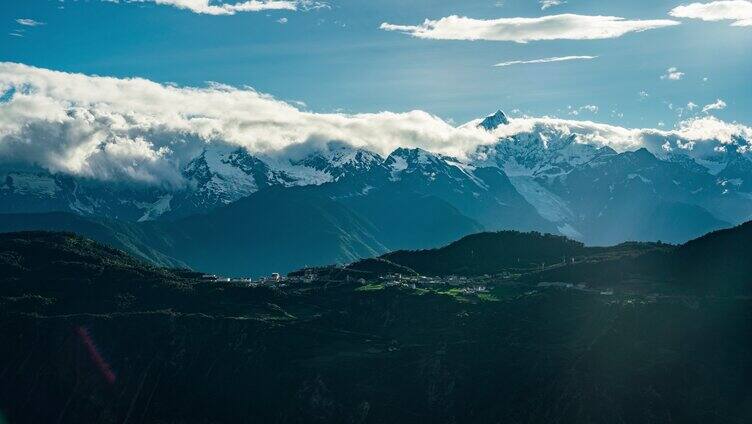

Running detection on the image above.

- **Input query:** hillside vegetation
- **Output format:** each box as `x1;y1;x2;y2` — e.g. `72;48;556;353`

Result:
1;231;752;423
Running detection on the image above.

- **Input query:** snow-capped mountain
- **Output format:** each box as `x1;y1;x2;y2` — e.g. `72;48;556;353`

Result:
385;147;462;181
550;148;732;244
477;110;510;131
0;168;167;221
170;147;290;219
470;116;619;238
377;147;555;233
474;122;613;178
4;108;752;246
290;144;384;182
469;110;752;243
157;144;385;219
718;151;752;193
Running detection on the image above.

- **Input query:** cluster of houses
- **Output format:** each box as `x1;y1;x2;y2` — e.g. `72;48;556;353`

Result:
374;273;492;291
200;272;284;286
197;270;503;294
197;268;617;298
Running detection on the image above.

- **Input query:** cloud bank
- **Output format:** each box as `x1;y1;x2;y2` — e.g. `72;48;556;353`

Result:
495;55;596;67
104;0;327;15
0;63;749;186
670;1;752;27
380;14;680;43
0;63;497;185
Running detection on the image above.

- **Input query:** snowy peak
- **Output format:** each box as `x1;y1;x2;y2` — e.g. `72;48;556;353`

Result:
385;147;448;181
0;166;172;221
478;110;510;131
1;171;61;198
383;147;490;190
473;124;602;178
293;145;383;181
182;146;268;208
387;147;443;167
718;153;752;192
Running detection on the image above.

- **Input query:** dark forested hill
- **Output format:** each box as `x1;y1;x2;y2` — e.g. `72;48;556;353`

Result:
359;231;665;278
382;231;588;276
0;231;200;313
668;220;752;291
519;221;752;293
313;221;752;295
1;231;752;423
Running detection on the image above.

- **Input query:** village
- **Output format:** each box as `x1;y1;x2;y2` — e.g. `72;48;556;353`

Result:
201;270;500;294
370;273;492;294
200;272;286;287
198;268;625;299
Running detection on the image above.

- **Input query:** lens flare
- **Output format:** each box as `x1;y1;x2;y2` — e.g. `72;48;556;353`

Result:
76;326;116;384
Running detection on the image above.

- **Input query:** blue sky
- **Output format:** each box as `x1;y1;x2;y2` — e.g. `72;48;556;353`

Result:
1;0;751;128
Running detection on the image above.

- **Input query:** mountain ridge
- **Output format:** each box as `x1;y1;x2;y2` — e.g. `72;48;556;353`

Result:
3;109;752;251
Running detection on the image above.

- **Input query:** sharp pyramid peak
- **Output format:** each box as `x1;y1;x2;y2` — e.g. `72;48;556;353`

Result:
479;110;510;131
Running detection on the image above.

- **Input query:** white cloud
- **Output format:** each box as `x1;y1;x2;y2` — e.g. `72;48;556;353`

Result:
494;55;596;67
0;63;749;186
277;17;288;24
296;0;329;10
380;14;679;43
15;18;45;27
702;99;727;112
103;0;323;15
661;67;685;80
540;0;565;10
670;1;752;26
687;101;699;111
581;105;598;113
0;63;498;185
567;104;599;115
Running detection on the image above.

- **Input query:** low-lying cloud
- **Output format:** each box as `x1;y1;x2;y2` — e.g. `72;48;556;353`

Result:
380;14;680;43
0;63;497;185
0;63;749;186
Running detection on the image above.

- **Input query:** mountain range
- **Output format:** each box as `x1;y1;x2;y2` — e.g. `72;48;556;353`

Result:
2;110;751;275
